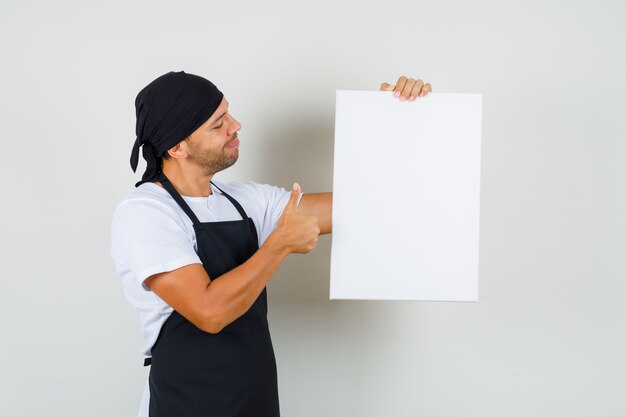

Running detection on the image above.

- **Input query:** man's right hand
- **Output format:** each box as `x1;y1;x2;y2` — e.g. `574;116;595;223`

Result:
271;182;320;255
144;182;320;334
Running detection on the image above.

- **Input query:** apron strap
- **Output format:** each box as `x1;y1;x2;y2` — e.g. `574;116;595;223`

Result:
209;181;249;221
157;172;252;224
210;181;258;247
157;172;201;225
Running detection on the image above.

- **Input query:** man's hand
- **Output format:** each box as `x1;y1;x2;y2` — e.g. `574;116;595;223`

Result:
143;182;318;334
380;75;432;101
271;182;321;254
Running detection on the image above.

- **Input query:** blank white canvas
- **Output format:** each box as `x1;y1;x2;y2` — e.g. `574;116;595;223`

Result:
330;90;483;301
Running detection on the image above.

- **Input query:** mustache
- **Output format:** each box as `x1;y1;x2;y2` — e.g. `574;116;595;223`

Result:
225;133;238;147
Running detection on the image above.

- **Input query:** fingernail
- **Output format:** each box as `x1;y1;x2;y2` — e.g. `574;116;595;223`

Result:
394;91;400;97
419;91;424;96
408;96;415;101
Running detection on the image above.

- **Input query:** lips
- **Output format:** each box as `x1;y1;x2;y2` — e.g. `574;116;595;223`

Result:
226;138;240;148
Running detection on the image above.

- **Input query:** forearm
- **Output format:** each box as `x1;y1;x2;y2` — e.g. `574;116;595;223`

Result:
146;186;318;334
203;234;288;332
299;192;332;235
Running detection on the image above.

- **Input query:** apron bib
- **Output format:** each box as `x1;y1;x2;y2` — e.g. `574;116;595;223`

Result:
145;171;280;417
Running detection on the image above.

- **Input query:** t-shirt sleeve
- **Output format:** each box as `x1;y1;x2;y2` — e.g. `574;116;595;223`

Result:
239;182;291;245
110;198;202;287
264;184;292;231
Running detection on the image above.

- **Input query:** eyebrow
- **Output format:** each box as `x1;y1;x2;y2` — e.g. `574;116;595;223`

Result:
211;103;230;126
211;112;226;126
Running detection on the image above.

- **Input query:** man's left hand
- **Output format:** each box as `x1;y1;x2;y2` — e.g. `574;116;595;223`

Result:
380;76;432;101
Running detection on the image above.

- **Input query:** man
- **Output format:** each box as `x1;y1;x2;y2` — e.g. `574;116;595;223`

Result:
110;71;432;417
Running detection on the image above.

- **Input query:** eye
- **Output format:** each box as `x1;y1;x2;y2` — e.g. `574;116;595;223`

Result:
213;123;223;130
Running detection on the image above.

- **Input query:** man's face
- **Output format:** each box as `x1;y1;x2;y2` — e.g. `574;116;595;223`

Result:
183;97;242;175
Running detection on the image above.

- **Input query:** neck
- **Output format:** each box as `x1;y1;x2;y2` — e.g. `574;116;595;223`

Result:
156;163;214;197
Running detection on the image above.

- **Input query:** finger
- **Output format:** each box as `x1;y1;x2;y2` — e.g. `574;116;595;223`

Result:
394;76;408;97
409;79;425;101
419;83;432;97
400;78;417;101
380;82;395;91
285;182;302;213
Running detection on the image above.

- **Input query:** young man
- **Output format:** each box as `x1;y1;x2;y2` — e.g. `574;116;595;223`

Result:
110;71;431;417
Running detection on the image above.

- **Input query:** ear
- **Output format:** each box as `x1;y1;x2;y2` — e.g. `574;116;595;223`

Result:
165;141;189;159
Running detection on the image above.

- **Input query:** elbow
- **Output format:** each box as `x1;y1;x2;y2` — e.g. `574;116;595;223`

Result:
199;313;225;334
204;324;224;335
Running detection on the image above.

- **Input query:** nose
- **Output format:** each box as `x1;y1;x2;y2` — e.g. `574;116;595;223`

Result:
227;113;242;135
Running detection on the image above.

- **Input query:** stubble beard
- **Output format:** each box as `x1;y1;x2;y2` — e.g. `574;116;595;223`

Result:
190;136;239;176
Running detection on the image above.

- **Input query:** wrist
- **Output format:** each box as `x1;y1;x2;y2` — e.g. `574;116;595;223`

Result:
262;232;290;260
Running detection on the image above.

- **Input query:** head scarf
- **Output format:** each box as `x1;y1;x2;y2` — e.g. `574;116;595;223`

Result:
130;70;223;187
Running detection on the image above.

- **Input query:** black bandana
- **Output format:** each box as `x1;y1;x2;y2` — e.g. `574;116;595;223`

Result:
130;71;223;187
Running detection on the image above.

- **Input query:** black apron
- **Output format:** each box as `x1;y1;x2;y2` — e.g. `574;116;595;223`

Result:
145;171;280;417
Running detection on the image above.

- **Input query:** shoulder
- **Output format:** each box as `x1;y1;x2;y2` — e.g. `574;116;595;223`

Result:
113;185;174;218
110;185;196;264
111;183;188;231
212;180;288;200
213;180;289;212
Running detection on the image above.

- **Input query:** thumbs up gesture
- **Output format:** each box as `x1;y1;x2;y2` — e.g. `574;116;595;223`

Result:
273;182;320;255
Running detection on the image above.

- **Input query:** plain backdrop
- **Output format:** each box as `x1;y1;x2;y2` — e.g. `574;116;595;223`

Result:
1;1;624;416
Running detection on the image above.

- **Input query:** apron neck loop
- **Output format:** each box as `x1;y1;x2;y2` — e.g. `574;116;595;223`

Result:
157;172;201;225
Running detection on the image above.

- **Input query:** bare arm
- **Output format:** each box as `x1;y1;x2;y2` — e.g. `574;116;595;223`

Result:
144;183;320;334
298;192;332;235
145;236;288;334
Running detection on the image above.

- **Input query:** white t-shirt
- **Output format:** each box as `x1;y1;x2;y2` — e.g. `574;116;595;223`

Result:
110;180;291;417
110;180;291;357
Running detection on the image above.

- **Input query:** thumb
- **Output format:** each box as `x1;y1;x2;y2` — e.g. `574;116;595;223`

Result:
380;82;395;91
284;182;302;213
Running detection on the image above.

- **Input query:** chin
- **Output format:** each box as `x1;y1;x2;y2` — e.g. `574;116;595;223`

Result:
226;153;239;168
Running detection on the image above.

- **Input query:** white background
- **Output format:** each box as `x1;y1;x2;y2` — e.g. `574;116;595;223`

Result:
1;1;624;416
